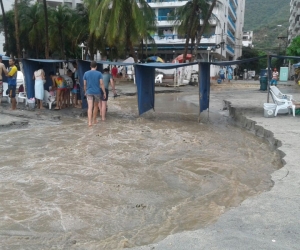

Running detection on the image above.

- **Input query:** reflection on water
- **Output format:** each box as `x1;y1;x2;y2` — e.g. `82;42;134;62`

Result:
0;93;281;249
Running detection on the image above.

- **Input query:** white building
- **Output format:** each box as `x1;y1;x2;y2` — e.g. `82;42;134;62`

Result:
146;0;245;62
242;31;253;47
289;0;300;43
36;0;83;9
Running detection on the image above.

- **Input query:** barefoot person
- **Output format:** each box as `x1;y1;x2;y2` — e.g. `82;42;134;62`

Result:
0;56;8;106
33;64;46;109
49;72;67;110
99;67;117;121
83;61;106;126
61;69;74;108
6;58;18;110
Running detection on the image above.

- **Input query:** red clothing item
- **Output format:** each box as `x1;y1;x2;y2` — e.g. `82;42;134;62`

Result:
111;67;118;78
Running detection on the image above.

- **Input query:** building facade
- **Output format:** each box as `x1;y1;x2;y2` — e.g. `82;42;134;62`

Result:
37;0;83;9
242;31;253;47
35;0;245;64
146;0;245;62
289;0;300;43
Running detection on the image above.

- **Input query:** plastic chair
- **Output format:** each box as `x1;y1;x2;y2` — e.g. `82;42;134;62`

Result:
270;89;295;117
155;74;163;84
17;92;27;105
16;71;25;89
43;90;56;110
270;86;293;101
2;82;11;103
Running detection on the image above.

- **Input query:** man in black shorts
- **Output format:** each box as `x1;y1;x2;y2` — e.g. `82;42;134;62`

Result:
83;61;106;126
99;68;117;121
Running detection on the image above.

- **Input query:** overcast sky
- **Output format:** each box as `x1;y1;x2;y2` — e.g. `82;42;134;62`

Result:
2;0;13;11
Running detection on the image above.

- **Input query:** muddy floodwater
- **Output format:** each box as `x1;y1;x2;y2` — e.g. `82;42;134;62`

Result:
0;93;281;249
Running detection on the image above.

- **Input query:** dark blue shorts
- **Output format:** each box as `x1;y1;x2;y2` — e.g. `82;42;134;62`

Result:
100;88;109;101
8;85;16;98
220;74;225;80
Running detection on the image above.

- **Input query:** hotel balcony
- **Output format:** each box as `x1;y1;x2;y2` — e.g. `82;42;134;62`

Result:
230;0;238;8
151;34;217;45
227;30;235;43
146;0;186;8
226;44;235;55
228;2;237;20
156;16;176;26
227;16;236;31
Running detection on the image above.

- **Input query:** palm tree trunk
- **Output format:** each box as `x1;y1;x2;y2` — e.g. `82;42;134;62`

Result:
183;1;197;62
89;33;95;60
0;0;8;55
43;0;49;58
192;0;217;60
59;28;64;59
14;0;21;59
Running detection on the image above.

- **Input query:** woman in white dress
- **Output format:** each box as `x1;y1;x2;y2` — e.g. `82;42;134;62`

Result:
33;65;45;109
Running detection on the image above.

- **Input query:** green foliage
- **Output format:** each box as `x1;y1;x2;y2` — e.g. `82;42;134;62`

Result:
238;47;267;73
172;0;212;59
1;1;88;59
287;36;300;57
87;0;156;61
244;0;290;53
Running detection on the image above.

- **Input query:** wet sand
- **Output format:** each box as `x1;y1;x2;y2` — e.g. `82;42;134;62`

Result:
0;90;283;249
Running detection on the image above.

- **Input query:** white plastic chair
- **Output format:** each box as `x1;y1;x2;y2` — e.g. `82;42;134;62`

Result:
270;86;293;101
17;92;27;105
270;89;295;117
16;71;25;89
155;74;163;84
43;90;56;110
2;82;11;103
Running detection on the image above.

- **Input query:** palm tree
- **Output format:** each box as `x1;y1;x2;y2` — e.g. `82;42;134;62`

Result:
19;2;44;58
173;0;210;62
192;0;218;60
48;5;72;59
0;0;8;55
86;0;156;62
69;5;89;59
14;0;21;58
174;0;219;62
42;0;49;58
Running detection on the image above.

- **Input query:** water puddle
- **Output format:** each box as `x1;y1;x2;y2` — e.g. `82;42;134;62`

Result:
0;93;282;249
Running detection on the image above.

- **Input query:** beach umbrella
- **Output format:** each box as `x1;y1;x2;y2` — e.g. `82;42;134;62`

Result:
146;56;164;63
172;54;193;63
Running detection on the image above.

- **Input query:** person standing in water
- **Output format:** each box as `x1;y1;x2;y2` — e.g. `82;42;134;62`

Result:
83;61;106;126
49;72;67;110
6;58;18;110
99;68;117;121
227;66;233;83
33;64;46;109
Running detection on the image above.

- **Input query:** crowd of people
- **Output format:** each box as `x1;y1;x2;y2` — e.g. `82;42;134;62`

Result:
31;60;117;126
31;62;82;111
0;58;119;126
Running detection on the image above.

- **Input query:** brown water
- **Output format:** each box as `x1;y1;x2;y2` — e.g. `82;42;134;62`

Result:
0;93;281;249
